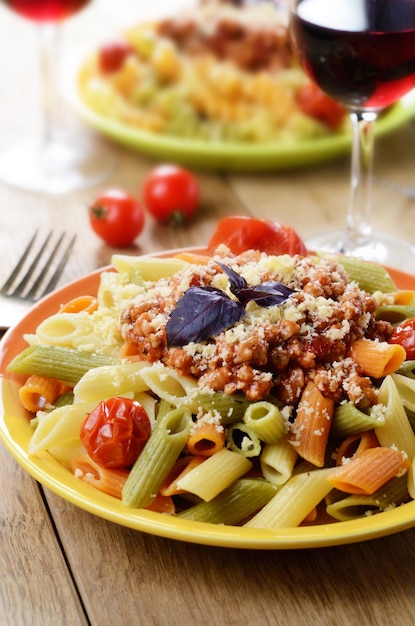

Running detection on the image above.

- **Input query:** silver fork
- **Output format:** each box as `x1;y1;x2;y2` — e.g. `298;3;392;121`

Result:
0;231;76;329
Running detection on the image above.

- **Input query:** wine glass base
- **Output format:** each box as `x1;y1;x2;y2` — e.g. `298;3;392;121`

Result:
0;138;115;195
306;230;415;273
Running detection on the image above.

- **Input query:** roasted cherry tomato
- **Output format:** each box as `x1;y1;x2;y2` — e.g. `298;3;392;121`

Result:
80;397;151;469
389;317;415;360
207;216;308;257
89;189;145;247
142;164;200;224
98;40;134;74
297;83;346;130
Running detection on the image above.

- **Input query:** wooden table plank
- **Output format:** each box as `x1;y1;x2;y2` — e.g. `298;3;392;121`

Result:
0;448;88;626
44;489;415;626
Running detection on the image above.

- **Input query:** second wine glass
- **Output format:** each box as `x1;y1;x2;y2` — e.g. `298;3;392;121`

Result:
0;0;115;195
289;0;415;269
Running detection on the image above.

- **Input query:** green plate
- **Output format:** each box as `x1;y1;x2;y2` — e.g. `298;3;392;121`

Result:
67;74;415;172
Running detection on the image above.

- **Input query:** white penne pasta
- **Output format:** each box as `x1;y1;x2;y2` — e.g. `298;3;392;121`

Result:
111;254;190;280
177;449;253;501
391;373;415;413
139;363;199;411
28;401;98;455
376;375;415;459
35;313;93;347
408;459;415;500
244;467;336;529
73;362;150;403
260;438;298;485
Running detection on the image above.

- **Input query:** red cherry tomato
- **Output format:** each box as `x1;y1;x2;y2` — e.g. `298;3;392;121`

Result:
207;216;308;257
142;165;200;224
80;397;151;469
389;317;415;360
98;40;134;74
89;189;145;247
297;83;346;130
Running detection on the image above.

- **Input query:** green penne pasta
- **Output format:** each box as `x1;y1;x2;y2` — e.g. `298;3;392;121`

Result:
122;406;192;508
330;254;397;293
226;422;262;457
331;402;385;439
326;475;409;521
397;360;415;379
243;401;286;444
188;389;252;424
375;305;415;325
6;345;115;383
177;478;278;524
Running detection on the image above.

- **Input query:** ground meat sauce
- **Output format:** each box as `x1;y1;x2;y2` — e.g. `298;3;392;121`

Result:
120;249;393;410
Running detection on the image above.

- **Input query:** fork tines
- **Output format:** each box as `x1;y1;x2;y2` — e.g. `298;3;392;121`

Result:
1;230;76;302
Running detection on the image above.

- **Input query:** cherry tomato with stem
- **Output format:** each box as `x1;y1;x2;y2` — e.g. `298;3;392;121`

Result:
207;216;308;257
389;317;415;360
89;189;145;247
80;397;151;469
142;165;200;224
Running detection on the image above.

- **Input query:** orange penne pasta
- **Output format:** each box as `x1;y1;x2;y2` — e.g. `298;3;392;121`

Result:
71;454;129;499
146;493;175;515
160;455;205;496
118;341;142;359
350;338;405;378
335;430;379;465
289;381;334;467
18;374;70;412
173;251;212;265
186;421;226;457
391;290;415;305
59;295;98;314
328;447;410;495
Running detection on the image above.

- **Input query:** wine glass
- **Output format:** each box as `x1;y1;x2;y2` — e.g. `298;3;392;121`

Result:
289;0;415;268
0;0;114;194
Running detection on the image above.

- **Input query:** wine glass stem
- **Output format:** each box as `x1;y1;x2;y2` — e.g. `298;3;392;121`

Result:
38;23;61;146
346;110;378;249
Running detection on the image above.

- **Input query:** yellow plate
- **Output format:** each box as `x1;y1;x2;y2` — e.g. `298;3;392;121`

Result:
67;59;415;173
1;251;415;548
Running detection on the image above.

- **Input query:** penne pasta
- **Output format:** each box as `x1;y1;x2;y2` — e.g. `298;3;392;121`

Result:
350;338;406;378
376;376;415;459
326;475;410;521
176;449;252;502
330;402;385;439
73;361;150;403
328;447;410;495
122;406;192;508
186;418;226;457
177;478;278;525
18;375;69;413
243;400;286;444
245;467;336;528
260;437;298;485
289;381;334;467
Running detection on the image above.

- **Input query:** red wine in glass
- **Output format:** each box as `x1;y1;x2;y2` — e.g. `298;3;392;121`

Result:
291;0;415;111
0;0;114;194
289;0;415;269
2;0;91;21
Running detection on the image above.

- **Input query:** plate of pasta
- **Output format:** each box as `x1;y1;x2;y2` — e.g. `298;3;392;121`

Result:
68;2;415;172
1;238;415;549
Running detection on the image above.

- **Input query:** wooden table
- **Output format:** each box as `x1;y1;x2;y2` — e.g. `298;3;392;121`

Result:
1;3;415;625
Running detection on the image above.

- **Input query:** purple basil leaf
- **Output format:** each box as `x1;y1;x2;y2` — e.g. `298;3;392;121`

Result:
166;286;245;346
238;281;295;307
217;262;247;295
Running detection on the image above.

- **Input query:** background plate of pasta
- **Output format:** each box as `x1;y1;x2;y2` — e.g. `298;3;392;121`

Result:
68;1;415;172
2;239;415;549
